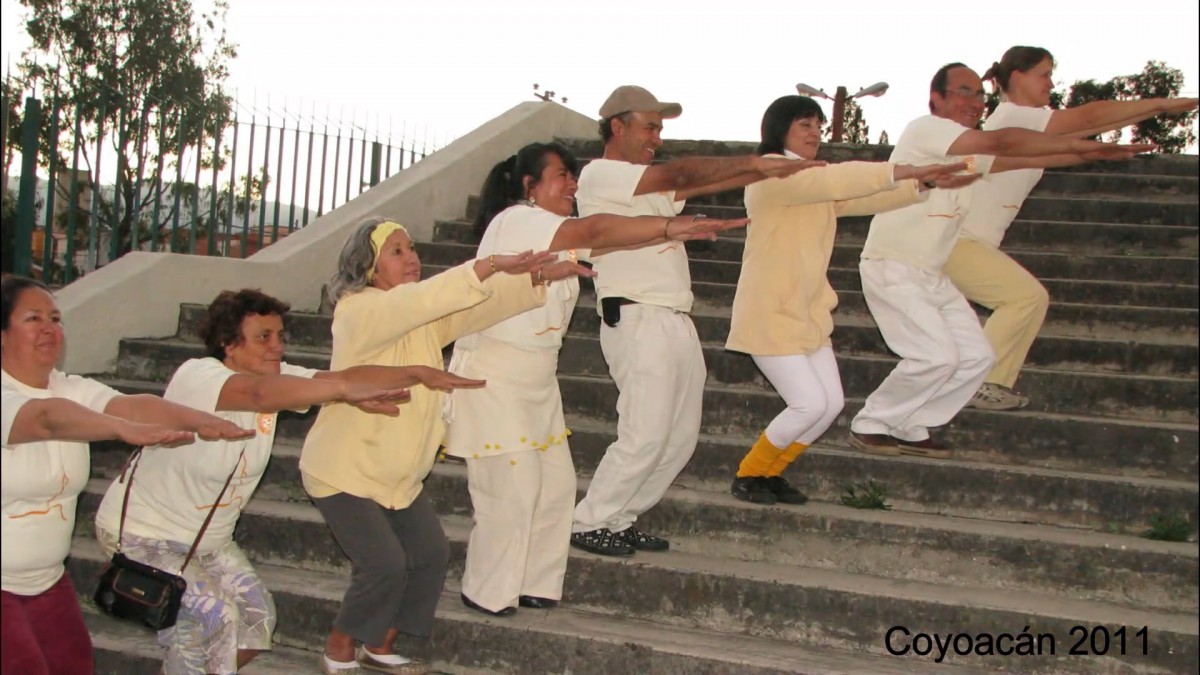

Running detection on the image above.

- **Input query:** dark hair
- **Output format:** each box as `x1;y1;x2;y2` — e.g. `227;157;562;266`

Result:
198;289;290;360
1;274;51;330
473;142;579;240
599;112;634;142
982;46;1055;93
756;95;827;156
929;62;969;112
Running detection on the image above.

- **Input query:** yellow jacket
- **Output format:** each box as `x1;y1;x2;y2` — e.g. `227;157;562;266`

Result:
726;160;922;356
300;262;545;508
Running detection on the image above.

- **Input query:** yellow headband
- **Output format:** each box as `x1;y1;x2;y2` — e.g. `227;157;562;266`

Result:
366;221;408;283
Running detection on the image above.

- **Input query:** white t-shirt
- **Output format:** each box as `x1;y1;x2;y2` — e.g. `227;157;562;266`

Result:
576;158;692;313
94;358;316;553
2;369;120;595
959;102;1055;248
470;204;582;352
861;114;996;273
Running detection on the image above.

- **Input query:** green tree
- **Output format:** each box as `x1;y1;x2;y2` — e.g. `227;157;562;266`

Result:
8;0;237;263
1066;61;1196;152
823;98;870;144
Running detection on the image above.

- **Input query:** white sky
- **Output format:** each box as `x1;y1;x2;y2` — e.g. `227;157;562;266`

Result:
3;0;1199;151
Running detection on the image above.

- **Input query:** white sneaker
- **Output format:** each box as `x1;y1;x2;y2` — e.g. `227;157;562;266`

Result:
967;383;1030;411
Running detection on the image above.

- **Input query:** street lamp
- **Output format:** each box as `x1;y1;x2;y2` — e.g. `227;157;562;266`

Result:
533;83;568;105
795;81;889;143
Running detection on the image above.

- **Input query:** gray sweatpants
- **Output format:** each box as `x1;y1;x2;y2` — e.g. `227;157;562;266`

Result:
313;490;449;646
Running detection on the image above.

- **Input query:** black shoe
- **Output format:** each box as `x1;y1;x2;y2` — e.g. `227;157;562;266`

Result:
460;593;516;617
763;476;808;505
731;476;777;505
518;595;558;609
570;528;635;556
618;526;669;552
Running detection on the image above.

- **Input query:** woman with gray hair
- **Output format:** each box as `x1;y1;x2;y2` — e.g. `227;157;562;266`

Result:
301;217;589;675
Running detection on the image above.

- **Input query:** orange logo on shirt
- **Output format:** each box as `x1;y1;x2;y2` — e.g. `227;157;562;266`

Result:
195;452;249;512
256;413;274;434
8;472;69;521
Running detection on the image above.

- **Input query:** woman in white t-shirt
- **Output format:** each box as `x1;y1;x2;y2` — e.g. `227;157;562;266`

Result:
445;141;749;616
947;45;1198;411
1;274;252;675
93;288;476;675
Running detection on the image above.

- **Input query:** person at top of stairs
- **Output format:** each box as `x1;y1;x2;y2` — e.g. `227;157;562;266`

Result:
726;95;977;506
301;218;593;675
1;274;248;675
568;85;824;557
948;45;1200;411
445;141;748;616
848;62;1151;460
92;287;460;675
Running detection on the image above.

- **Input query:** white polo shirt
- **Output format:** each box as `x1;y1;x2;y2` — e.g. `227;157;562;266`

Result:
94;358;316;553
861;114;996;273
2;369;120;595
576;158;691;313
959;102;1055;249
471;204;585;351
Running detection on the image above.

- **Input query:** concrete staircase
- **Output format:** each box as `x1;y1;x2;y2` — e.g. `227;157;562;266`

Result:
73;141;1197;673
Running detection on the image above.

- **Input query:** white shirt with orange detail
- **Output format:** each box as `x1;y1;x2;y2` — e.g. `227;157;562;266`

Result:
94;357;316;554
2;368;121;595
576;158;692;313
861;114;997;273
958;102;1055;249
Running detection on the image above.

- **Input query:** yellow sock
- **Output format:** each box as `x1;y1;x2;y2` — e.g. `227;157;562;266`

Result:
736;433;786;478
764;442;808;477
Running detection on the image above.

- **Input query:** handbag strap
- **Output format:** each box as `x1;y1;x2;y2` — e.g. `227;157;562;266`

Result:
115;446;246;574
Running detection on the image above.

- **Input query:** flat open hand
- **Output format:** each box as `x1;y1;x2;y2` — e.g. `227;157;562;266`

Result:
666;216;750;241
1164;98;1199;115
416;368;487;392
926;173;982;190
489;250;558;275
537;260;597;282
195;417;256;441
1080;145;1151;162
896;162;970;183
759;157;827;178
118;422;195;448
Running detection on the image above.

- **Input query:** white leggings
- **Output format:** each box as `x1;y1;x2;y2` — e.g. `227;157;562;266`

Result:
753;346;845;448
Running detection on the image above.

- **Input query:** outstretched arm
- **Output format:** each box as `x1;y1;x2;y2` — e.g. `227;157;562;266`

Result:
947;126;1150;158
103;395;255;441
6;397;195;447
1046;97;1198;137
635;155;824;199
991;145;1148;173
550;214;748;252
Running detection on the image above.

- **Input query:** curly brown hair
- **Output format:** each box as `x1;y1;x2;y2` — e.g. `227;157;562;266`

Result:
199;289;291;360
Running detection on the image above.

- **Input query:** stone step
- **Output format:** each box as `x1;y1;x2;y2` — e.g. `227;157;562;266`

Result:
75;460;1198;616
70;494;1198;674
87;378;1199;529
116;332;1199;427
417;240;1199;309
175;300;1200;377
431;218;1200;288
555;139;1200;178
414;263;1200;342
68;538;982;675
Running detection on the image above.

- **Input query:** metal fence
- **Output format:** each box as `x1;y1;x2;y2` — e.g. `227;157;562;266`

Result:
2;89;445;283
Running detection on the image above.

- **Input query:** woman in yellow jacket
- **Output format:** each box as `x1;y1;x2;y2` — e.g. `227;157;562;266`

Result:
726;95;973;505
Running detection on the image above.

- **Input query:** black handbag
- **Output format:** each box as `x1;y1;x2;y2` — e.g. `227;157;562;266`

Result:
93;447;243;630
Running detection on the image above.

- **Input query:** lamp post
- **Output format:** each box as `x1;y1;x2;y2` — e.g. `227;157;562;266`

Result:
532;83;568;105
795;81;889;143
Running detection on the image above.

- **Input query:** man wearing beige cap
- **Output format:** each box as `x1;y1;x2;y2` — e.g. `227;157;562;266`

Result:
570;85;821;556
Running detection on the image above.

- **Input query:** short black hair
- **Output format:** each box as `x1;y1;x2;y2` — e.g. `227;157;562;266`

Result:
198;289;290;360
1;275;51;330
756;95;827;156
929;62;969;112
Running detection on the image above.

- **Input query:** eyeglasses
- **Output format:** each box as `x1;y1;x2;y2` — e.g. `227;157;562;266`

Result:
942;87;987;103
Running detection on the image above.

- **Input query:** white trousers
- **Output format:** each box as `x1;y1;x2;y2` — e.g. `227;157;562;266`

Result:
851;259;994;442
461;446;576;612
753;346;845;448
573;304;706;533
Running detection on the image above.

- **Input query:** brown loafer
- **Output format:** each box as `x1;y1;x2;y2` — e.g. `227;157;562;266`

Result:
893;436;953;460
849;431;900;456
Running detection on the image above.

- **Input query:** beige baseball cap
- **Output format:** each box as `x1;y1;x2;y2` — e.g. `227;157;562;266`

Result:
599;85;682;119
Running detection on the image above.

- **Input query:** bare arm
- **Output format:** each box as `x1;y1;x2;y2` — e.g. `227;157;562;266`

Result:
103;395;254;441
947;126;1131;158
7;397;195;446
991;145;1146;173
1046;98;1198;137
549;214;748;251
635;156;824;198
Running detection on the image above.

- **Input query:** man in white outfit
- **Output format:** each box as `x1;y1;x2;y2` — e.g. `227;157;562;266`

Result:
571;85;819;556
849;63;1143;459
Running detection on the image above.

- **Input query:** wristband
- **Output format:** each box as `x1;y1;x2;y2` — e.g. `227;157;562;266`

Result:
662;217;673;239
488;255;496;273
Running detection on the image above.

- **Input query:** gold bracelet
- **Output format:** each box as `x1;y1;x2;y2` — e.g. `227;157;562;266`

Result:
488;255;496;273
